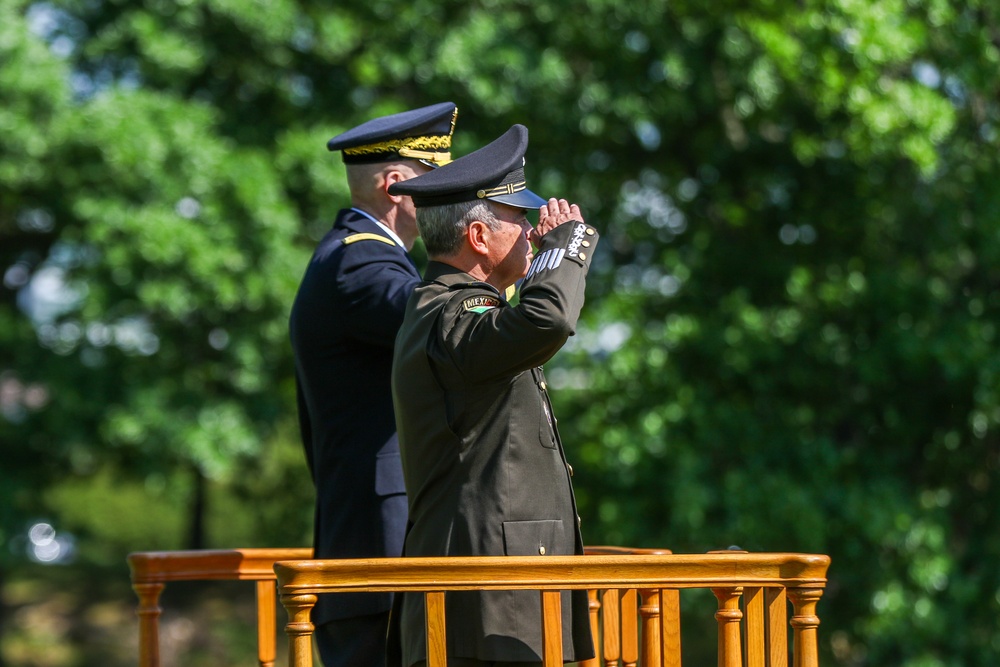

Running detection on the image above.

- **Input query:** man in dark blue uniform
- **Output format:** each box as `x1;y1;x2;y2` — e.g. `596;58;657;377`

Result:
289;102;458;667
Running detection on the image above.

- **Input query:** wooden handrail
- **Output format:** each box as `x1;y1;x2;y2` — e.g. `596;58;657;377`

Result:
275;552;830;667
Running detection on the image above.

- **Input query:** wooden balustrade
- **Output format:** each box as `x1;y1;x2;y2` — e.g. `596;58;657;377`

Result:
126;545;659;667
128;547;828;667
274;552;830;667
127;547;312;667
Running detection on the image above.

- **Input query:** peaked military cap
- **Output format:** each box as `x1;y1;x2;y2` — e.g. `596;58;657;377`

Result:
326;101;457;167
387;124;546;210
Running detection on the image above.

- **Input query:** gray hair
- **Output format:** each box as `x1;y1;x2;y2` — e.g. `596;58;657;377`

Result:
417;200;502;257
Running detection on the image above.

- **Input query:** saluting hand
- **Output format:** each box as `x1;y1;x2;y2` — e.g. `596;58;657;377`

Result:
532;198;583;247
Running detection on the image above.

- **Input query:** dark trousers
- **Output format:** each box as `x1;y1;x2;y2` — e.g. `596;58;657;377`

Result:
315;611;391;667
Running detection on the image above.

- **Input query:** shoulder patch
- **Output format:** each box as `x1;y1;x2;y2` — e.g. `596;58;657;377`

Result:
343;233;396;246
462;295;500;313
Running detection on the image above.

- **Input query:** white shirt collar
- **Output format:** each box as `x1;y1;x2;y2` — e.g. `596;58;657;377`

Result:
351;207;405;249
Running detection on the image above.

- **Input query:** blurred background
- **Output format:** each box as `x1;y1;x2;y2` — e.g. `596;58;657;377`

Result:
2;0;998;665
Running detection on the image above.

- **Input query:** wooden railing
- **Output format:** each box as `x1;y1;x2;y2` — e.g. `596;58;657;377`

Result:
275;552;830;667
126;545;663;667
128;547;829;667
127;547;312;667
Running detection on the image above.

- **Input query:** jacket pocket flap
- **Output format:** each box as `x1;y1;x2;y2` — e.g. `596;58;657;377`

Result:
502;519;564;556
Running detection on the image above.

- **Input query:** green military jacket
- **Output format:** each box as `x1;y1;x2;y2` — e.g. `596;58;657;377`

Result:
391;219;599;665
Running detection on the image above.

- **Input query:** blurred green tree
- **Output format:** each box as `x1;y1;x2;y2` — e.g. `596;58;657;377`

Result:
1;0;998;665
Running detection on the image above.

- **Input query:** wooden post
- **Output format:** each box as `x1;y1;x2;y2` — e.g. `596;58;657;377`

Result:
281;593;317;667
134;582;165;667
788;588;823;667
425;592;447;667
601;589;621;667
256;580;277;667
661;589;682;667
621;589;638;667
541;590;564;667
639;589;662;667
744;587;765;667
767;588;788;667
712;587;743;667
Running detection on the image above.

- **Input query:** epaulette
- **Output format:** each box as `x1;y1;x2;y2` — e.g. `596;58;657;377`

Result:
343;233;396;246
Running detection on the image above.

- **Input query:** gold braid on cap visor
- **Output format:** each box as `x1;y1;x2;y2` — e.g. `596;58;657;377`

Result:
343;135;452;164
477;181;527;199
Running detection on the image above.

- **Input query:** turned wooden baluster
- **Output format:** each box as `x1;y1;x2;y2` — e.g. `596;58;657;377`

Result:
580;589;601;667
713;587;744;667
639;589;661;667
133;582;165;667
661;589;682;667
282;592;317;667
788;588;823;667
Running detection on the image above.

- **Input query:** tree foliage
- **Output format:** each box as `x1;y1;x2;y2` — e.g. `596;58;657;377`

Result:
2;0;999;664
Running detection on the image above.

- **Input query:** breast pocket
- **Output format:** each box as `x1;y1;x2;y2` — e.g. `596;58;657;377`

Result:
502;519;565;556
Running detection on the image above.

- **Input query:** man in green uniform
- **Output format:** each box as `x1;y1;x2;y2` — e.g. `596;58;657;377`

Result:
388;124;598;667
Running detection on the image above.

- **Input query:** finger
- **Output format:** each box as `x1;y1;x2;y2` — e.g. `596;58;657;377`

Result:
547;198;560;218
558;199;571;215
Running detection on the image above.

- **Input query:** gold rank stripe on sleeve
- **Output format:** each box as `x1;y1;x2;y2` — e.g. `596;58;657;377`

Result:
342;233;396;246
462;296;501;313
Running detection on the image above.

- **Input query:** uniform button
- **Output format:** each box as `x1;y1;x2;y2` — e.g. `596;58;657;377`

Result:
578;252;586;260
539;546;546;555
582;240;590;247
577;515;582;527
586;228;595;236
567;464;574;476
540;381;547;391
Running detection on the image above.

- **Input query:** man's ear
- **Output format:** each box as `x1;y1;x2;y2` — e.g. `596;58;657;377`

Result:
467;220;490;256
384;169;408;204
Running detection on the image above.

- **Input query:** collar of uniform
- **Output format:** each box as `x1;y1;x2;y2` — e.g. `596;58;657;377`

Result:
349;207;405;248
423;261;501;294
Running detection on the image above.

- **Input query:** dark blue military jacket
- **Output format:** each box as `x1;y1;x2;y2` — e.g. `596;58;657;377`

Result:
391;220;599;665
289;208;420;623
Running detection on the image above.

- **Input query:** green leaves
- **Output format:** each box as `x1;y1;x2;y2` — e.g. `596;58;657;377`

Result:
2;0;1000;663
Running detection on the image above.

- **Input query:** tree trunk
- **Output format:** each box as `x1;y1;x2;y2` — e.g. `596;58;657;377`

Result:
186;467;206;550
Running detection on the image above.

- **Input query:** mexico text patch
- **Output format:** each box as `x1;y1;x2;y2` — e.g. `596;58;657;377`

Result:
463;296;501;313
